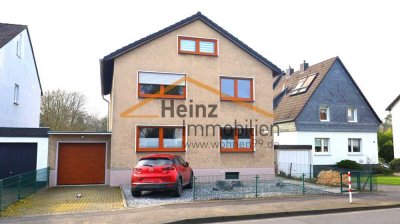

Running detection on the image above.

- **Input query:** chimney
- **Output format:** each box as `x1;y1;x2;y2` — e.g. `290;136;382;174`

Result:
286;66;294;76
300;60;309;72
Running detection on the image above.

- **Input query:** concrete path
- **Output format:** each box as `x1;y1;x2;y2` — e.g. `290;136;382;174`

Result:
1;187;400;224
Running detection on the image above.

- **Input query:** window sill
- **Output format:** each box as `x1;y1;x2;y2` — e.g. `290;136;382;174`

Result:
220;148;254;153
314;153;331;156
320;120;330;122
347;153;363;156
138;95;186;100
348;121;358;123
220;98;255;102
178;51;218;57
136;148;186;152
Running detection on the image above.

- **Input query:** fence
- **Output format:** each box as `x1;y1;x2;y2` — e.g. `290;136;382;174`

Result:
192;173;342;201
339;170;377;193
0;167;49;210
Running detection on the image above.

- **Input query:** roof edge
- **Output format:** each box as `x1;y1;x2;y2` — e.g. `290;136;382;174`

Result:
386;94;400;111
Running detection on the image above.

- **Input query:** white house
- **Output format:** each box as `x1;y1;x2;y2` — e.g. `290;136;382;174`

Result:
386;95;400;159
273;57;381;176
0;23;48;179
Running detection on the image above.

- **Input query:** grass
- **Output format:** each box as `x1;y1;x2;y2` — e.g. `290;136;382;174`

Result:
376;175;400;185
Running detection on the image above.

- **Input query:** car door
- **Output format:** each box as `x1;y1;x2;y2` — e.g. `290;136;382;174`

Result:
177;156;190;184
173;157;186;183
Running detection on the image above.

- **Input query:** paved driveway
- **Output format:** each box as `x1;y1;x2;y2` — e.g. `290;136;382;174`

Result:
0;186;123;217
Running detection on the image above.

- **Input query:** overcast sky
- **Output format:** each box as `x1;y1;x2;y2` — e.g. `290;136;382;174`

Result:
1;0;399;120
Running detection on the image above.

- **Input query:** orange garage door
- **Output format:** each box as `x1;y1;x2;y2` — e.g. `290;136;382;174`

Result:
57;143;106;185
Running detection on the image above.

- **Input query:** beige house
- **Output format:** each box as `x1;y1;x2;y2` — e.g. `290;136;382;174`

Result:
100;12;281;186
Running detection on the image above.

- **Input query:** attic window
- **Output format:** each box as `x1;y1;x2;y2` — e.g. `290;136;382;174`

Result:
290;73;317;96
178;36;218;56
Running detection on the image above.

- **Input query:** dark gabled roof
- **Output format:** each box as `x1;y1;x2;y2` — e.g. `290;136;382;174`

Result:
386;94;400;111
273;57;382;124
0;23;26;48
0;23;43;95
100;12;282;95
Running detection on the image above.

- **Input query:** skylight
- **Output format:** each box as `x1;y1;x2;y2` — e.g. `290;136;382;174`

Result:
290;73;317;96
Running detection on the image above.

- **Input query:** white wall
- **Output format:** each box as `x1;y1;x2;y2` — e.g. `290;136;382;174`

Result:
274;131;379;165
0;29;41;128
392;103;400;158
0;137;48;169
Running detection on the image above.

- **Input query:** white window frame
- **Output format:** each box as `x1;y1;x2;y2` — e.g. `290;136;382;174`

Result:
14;84;19;105
314;138;330;154
347;108;358;122
319;106;330;122
16;34;23;58
348;138;362;154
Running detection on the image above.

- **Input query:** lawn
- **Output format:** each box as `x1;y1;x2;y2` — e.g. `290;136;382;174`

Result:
376;175;400;185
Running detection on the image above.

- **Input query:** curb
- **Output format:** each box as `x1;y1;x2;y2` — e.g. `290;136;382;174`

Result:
119;186;128;208
166;204;400;224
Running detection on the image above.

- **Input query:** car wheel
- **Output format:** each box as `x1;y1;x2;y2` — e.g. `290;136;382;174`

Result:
131;189;141;197
173;178;183;197
186;172;193;189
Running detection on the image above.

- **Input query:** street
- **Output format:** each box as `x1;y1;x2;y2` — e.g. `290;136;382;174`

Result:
215;208;400;224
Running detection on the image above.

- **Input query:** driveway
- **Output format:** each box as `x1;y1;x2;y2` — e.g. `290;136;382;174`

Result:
0;186;123;217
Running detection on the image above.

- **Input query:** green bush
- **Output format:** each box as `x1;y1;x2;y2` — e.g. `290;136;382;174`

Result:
372;166;393;175
336;160;363;170
389;158;400;172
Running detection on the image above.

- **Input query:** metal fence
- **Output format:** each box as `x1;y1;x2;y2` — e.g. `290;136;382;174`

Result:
192;173;343;201
339;170;378;193
0;167;49;210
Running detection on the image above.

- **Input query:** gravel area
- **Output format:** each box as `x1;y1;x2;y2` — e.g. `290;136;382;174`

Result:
122;179;334;208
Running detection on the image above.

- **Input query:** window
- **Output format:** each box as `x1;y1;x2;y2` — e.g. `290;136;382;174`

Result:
290;73;317;95
315;138;329;153
13;84;19;105
16;34;23;58
178;36;218;56
137;126;185;152
138;71;186;98
220;77;253;101
348;139;361;153
347;108;358;122
220;127;254;152
320;106;330;121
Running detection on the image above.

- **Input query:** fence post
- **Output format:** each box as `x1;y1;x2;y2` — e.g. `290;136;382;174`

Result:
340;173;343;193
47;167;50;187
0;179;3;210
309;164;312;180
34;170;38;193
17;174;22;200
302;173;305;194
255;175;259;198
289;163;292;177
369;172;373;191
192;176;196;201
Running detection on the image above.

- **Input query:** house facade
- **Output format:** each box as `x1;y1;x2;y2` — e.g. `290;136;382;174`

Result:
386;95;400;159
273;57;381;175
0;23;48;179
100;12;281;186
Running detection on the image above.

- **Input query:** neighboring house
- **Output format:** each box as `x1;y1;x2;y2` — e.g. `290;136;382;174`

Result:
0;23;48;179
92;12;281;186
386;95;400;159
273;57;381;175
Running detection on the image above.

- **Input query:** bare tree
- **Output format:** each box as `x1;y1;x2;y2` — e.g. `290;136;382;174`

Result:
40;90;107;131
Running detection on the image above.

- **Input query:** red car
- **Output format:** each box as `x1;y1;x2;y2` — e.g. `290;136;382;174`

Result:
131;154;193;197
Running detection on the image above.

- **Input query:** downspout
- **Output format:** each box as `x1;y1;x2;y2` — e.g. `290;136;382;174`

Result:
102;95;110;132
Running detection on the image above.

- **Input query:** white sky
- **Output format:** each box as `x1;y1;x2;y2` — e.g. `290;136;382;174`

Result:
1;0;399;120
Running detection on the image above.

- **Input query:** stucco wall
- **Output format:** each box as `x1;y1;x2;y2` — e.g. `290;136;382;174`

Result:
0;29;41;128
110;20;275;176
48;134;111;186
274;131;378;165
296;61;380;132
392;103;400;158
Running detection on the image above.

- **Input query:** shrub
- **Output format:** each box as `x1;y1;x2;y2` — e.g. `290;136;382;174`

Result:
372;166;393;175
316;170;348;187
389;158;400;172
336;160;363;170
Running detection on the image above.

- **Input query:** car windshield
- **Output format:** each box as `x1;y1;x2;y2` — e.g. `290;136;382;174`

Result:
137;158;173;167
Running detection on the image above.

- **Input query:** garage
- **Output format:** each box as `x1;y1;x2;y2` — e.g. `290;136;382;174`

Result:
0;143;38;179
57;143;106;185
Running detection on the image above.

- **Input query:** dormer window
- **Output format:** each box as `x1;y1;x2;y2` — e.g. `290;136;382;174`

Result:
178;36;218;56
